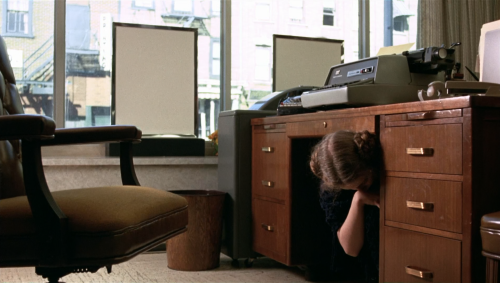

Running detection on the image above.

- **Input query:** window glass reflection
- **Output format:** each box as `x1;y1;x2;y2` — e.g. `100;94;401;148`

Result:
63;0;221;139
3;0;53;117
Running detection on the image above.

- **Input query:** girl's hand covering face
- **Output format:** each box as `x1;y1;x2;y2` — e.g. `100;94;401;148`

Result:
354;190;380;208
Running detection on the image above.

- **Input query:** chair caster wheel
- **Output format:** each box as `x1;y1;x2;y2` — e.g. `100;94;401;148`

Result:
244;258;255;267
231;259;240;268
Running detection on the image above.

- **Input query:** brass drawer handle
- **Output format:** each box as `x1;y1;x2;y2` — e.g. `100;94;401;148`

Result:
406;201;434;211
405;266;433;279
262;147;274;153
261;224;274;231
407;112;432;120
263;124;275;130
262;180;274;187
406;148;434;155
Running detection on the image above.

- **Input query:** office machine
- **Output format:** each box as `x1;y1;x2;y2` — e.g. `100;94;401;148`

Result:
301;45;457;109
218;110;275;261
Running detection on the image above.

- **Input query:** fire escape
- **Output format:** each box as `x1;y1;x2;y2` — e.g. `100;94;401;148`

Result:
17;35;106;119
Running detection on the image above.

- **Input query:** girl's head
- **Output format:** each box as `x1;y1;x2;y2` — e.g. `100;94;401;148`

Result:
310;130;379;191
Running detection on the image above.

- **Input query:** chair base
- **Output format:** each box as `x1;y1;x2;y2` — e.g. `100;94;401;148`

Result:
36;266;102;283
485;257;500;283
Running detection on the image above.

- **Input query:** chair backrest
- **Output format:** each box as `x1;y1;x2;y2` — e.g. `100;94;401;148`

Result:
0;35;28;199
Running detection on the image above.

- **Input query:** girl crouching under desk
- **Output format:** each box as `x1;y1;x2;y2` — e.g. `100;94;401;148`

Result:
309;130;381;282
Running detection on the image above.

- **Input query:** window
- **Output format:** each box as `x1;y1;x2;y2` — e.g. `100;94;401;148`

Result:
289;0;303;22
254;46;271;81
370;0;417;56
132;1;155;10
211;0;220;16
173;0;193;14
392;0;413;32
6;0;53;118
2;0;32;37
61;0;220;132
393;16;409;32
210;38;220;79
255;2;271;21
323;0;335;26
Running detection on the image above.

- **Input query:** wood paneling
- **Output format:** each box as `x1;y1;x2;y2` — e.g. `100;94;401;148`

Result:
384;227;462;283
252;132;288;202
286;116;375;138
251;97;500;281
252;198;287;264
385;177;462;233
382;124;463;174
385;109;463;122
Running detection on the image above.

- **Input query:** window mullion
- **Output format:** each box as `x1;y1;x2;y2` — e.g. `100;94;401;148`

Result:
53;0;66;127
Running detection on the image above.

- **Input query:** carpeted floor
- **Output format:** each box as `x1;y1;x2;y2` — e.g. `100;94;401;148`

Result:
0;252;358;283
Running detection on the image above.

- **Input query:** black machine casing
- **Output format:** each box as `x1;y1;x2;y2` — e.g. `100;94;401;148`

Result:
108;136;205;156
218;110;275;260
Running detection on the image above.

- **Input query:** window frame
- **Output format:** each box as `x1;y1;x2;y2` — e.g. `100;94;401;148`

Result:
47;0;398;127
211;0;220;16
323;7;334;26
393;15;409;32
2;0;34;38
210;38;220;79
254;45;272;82
289;0;303;23
131;1;156;11
172;0;194;15
255;1;272;22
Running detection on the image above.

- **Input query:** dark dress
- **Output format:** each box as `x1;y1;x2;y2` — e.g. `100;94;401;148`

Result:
319;184;379;282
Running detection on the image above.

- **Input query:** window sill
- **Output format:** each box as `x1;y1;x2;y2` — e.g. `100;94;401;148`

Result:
1;33;34;38
42;156;218;166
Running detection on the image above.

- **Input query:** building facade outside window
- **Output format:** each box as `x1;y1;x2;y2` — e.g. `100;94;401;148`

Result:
393;15;409;32
210;38;220;79
2;0;33;37
173;0;193;15
255;1;271;22
289;0;303;23
323;0;335;26
370;0;417;56
3;0;419;143
211;0;220;16
132;0;155;10
254;45;271;82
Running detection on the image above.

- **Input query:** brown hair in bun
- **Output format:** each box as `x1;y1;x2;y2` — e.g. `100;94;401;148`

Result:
310;130;379;190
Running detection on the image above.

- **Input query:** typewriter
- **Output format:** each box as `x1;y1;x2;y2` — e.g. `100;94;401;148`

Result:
300;45;457;109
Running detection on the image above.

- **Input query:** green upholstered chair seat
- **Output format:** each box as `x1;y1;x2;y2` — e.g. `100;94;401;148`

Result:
0;186;188;266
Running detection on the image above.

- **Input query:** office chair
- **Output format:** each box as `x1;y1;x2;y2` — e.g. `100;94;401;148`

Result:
0;35;188;282
481;212;500;282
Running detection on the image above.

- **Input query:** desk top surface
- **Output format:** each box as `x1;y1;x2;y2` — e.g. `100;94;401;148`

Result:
251;96;500;125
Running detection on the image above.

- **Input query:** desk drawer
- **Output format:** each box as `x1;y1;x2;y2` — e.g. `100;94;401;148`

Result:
384;227;461;282
252;133;288;201
382;124;462;174
252;198;287;263
286;116;375;138
385;177;462;233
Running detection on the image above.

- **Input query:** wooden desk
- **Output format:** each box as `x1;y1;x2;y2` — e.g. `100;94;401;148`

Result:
251;96;500;282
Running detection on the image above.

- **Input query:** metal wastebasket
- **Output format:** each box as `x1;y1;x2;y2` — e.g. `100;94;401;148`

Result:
166;190;226;271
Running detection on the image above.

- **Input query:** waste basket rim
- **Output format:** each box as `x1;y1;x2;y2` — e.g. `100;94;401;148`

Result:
169;190;226;197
